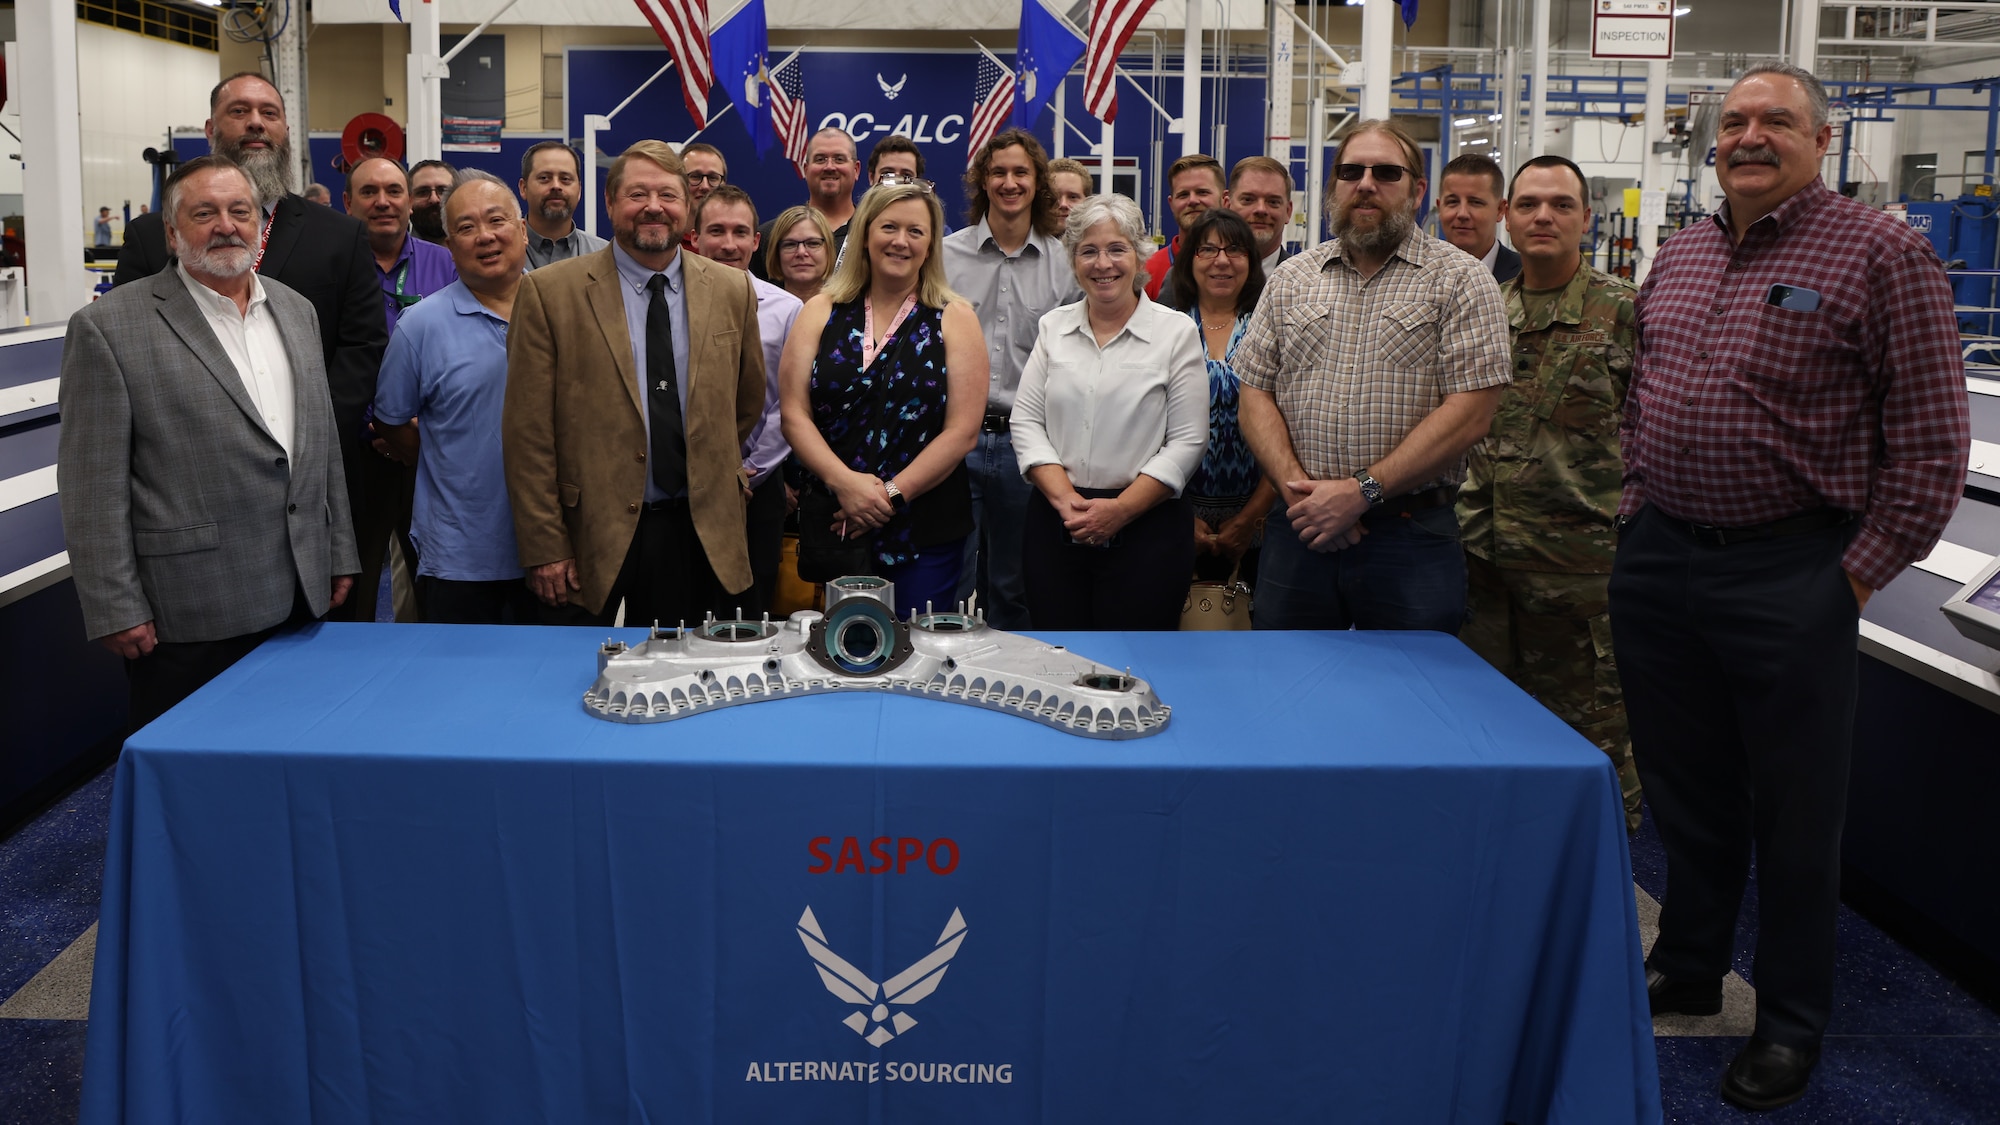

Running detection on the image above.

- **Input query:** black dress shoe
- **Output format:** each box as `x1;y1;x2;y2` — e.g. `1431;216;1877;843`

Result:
1646;966;1723;1016
1720;1037;1820;1111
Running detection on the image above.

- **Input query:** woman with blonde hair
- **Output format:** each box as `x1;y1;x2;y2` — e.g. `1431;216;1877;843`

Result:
764;205;834;302
777;181;988;618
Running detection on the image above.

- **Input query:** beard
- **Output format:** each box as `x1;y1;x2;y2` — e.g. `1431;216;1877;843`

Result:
178;233;255;279
411;202;447;243
535;196;573;225
1331;193;1416;256
214;132;293;207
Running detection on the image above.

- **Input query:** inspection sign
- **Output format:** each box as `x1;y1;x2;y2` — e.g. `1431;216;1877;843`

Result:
1593;0;1676;60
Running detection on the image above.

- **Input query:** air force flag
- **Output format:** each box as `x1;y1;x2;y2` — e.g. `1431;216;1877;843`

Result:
1012;0;1086;128
711;0;778;159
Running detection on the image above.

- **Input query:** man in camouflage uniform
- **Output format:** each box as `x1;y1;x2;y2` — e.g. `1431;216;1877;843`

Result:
1458;154;1643;832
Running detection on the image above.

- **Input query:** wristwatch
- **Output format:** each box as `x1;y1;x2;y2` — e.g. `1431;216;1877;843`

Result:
1352;469;1386;508
883;479;909;514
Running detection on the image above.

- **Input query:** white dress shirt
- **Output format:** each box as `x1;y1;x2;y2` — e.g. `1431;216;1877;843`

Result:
1011;295;1209;493
176;261;297;460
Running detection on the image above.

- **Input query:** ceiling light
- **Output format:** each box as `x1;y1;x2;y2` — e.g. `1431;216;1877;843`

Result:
1674;6;1691;15
1488;113;1504;121
1454;117;1479;127
1465;138;1489;146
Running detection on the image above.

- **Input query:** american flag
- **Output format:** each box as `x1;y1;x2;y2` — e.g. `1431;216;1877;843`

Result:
769;53;810;177
966;51;1017;171
1085;0;1158;123
633;0;714;130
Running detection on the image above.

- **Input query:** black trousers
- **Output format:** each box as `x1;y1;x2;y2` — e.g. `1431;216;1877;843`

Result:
538;498;740;628
1022;487;1195;631
125;585;318;734
337;451;416;623
418;575;540;625
1607;503;1860;1049
745;473;788;617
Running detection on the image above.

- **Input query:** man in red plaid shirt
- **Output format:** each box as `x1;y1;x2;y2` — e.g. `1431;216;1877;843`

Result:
1610;64;1970;1111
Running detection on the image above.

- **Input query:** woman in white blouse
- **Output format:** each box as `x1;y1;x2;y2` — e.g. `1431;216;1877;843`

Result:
1011;194;1209;629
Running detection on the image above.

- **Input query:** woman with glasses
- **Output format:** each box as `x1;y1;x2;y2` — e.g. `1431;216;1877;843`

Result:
1011;194;1209;630
1163;208;1277;591
765;205;834;303
777;182;987;619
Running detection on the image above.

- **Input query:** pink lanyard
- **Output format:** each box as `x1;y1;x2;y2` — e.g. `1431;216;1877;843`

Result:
861;293;917;371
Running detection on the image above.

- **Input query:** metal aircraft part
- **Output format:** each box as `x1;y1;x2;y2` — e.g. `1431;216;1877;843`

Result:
582;576;1171;739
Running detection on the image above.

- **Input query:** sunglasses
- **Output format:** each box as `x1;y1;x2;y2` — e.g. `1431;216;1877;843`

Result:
1334;163;1412;183
873;171;937;193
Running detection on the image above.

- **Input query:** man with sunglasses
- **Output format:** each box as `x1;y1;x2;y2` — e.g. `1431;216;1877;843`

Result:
1236;119;1509;633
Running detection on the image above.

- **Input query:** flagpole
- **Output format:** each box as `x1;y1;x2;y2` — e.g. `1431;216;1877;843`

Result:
584;57;678;237
680;101;737;147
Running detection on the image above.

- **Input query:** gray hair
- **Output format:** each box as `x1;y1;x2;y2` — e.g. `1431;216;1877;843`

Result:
1062;193;1151;296
443;168;521;224
163;154;262;226
1731;63;1830;131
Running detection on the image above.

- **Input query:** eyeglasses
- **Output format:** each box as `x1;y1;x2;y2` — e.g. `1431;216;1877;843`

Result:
1075;244;1134;263
778;237;827;254
1193;244;1249;262
685;171;724;186
1335;163;1412;183
807;153;853;167
873;172;936;193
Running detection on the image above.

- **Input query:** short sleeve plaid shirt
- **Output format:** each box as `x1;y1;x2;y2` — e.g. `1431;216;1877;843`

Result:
1623;179;1970;589
1234;227;1511;491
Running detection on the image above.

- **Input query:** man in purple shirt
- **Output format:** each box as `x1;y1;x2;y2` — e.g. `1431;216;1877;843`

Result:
345;157;459;335
691;184;801;614
345;157;458;619
1610;64;1969;1110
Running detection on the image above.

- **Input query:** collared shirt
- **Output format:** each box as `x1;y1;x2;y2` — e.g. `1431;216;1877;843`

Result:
612;242;692;503
1011;296;1210;493
1623;179;1969;589
742;274;802;486
1479;241;1501;273
376;233;458;336
942;219;1082;410
1234;226;1511;491
371;280;522;582
1460;263;1636;574
525;223;608;270
176;261;297;460
1261;245;1285;275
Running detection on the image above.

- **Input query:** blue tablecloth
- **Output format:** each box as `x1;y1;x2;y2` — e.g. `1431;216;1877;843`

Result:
82;624;1659;1124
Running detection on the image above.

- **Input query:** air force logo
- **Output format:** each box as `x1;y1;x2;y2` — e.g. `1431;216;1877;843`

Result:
877;73;908;101
798;906;966;1046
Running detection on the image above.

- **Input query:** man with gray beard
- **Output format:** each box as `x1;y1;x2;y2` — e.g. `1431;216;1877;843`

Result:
115;71;390;622
1234;118;1510;631
62;156;359;730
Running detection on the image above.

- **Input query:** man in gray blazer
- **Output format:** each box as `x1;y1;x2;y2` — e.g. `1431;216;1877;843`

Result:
60;155;360;731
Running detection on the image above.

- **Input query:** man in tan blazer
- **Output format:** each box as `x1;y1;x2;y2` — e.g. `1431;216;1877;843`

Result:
504;140;766;626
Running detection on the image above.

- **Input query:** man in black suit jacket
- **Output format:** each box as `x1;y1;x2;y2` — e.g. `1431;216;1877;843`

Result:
115;72;391;622
1438;153;1522;283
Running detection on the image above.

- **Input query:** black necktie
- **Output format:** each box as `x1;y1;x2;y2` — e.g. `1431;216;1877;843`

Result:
645;273;687;495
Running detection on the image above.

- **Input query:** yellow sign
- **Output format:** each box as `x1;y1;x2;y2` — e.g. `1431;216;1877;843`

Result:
1623;187;1642;218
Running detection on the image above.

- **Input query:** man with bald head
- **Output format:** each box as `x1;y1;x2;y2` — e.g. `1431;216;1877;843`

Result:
374;172;537;624
113;71;389;623
62;156;358;729
1612;63;1969;1110
344;157;457;336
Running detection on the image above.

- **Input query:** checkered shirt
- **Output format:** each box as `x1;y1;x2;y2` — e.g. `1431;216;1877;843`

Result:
1623;179;1970;590
1235;227;1511;490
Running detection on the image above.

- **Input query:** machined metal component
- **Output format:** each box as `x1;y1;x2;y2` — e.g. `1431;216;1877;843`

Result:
583;576;1171;739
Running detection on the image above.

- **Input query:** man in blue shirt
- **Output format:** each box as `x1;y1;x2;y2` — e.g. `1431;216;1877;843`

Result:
372;171;535;624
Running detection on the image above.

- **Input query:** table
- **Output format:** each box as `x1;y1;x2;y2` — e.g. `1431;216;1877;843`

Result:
82;624;1660;1124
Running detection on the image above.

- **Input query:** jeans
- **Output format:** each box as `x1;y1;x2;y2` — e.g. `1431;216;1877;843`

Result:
957;432;1033;629
1254;502;1467;632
